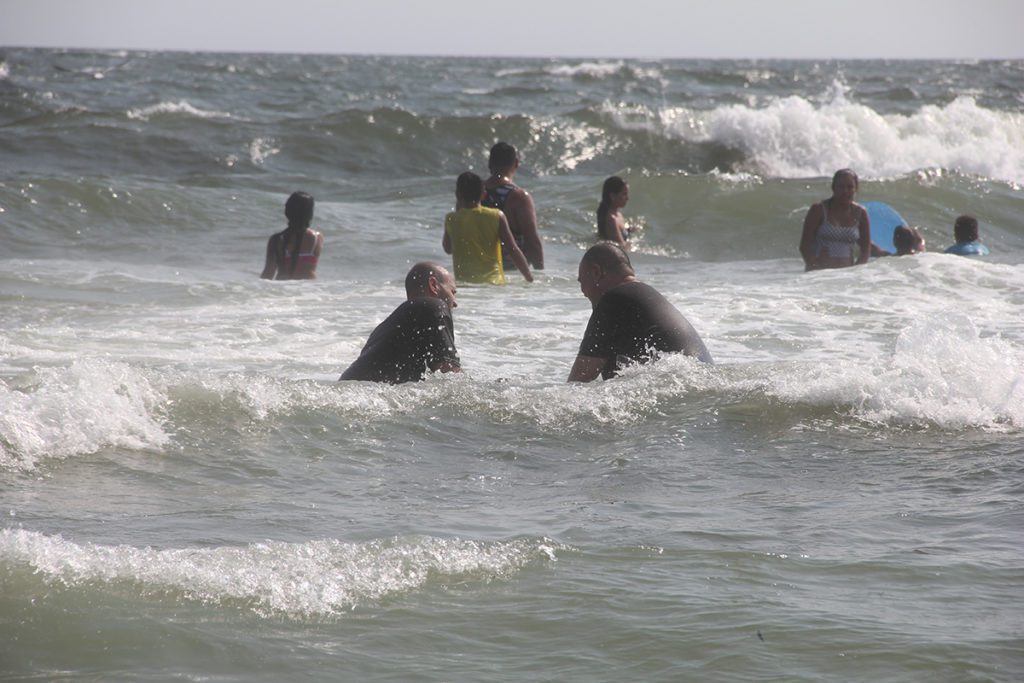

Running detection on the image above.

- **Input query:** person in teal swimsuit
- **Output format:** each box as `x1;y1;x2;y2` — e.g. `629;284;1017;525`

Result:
944;215;990;256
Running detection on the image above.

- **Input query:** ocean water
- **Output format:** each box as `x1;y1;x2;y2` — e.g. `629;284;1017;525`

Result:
2;49;1024;681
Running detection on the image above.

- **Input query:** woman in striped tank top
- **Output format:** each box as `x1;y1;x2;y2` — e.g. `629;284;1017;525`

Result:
799;169;872;271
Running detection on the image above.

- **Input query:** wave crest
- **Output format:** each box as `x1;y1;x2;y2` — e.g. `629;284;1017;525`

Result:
1;529;566;617
645;87;1024;182
0;360;169;471
127;100;232;121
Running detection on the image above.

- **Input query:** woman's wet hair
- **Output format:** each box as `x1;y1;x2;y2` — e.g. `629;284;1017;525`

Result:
456;171;483;205
284;191;314;228
597;176;627;238
893;226;917;253
281;191;314;275
831;168;859;189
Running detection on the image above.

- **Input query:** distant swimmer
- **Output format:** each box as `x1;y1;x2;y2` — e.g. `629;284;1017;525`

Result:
261;191;323;280
596;176;631;251
482;142;544;270
944;214;990;256
892;225;926;255
443;171;533;284
568;243;712;382
339;262;461;384
799;169;871;271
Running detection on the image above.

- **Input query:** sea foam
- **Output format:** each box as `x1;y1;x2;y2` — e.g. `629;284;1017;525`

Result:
126;100;232;122
497;61;663;83
606;85;1024;183
764;314;1024;430
0;529;564;617
0;360;169;471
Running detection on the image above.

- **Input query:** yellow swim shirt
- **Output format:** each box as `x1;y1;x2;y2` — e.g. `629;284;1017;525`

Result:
444;206;506;284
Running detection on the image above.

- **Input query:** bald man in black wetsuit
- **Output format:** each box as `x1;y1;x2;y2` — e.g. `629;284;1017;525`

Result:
568;243;712;382
340;262;461;384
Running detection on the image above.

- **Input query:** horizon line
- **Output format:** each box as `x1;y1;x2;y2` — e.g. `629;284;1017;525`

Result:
3;43;1023;62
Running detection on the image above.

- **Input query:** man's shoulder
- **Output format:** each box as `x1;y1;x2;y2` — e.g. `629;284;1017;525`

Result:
505;184;530;202
607;280;657;300
373;298;449;339
597;281;670;315
382;298;443;323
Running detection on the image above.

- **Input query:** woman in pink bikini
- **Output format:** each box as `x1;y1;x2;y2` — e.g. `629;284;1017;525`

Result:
798;169;871;271
260;191;323;280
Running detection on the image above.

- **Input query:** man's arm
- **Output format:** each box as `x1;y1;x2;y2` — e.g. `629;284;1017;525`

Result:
568;354;606;382
509;189;544;270
443;214;454;254
498;213;533;282
420;302;461;376
429;360;461;374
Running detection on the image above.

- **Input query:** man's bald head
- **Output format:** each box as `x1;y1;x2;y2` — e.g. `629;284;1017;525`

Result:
580;242;635;277
577;243;636;305
405;261;457;309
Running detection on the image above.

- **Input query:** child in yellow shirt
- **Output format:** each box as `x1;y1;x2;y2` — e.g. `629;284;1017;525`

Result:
443;172;533;284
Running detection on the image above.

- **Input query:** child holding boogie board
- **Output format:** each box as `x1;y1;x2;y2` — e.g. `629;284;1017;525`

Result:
867;208;989;258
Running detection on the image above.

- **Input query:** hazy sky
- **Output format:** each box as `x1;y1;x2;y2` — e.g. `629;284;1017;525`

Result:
2;0;1022;59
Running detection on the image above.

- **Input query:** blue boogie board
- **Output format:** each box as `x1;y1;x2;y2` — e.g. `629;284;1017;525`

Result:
864;201;906;254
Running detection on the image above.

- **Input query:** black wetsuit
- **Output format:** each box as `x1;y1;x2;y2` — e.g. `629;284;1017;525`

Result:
578;281;712;380
340;298;460;384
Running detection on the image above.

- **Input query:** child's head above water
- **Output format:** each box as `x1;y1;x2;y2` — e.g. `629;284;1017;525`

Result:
954;215;979;244
456;171;484;207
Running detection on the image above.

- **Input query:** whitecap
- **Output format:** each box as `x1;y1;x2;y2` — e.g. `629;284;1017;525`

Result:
249;137;281;166
126;100;232;122
608;82;1024;184
0;360;170;472
0;529;567;617
763;313;1024;430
